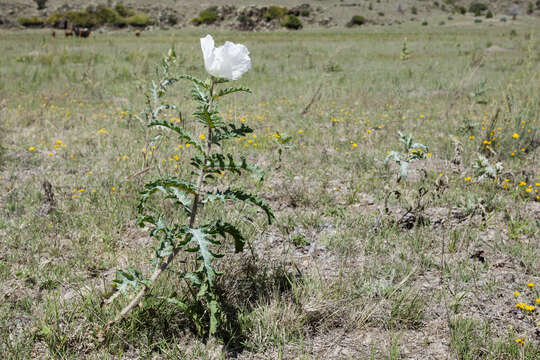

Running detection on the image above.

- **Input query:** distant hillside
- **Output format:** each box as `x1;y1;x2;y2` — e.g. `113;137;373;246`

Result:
1;0;539;29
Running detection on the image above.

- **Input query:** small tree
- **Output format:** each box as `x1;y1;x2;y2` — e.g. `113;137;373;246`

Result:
509;5;519;20
34;0;48;10
527;2;534;14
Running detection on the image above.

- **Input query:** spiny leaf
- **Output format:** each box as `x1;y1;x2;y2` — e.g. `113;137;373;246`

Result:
213;86;251;99
213;123;254;142
385;151;402;164
191;85;209;105
179;74;208;89
209;299;219;335
204;188;274;224
193;109;223;129
149;120;204;153
210;76;229;84
399;161;409;181
139;177;196;214
112;268;147;294
199;153;264;181
185;228;221;286
210;221;245;253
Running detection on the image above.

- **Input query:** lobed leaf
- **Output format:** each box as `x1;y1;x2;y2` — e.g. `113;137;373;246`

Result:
179;74;208;90
204;188;274;224
213;123;254;143
149;120;204;153
213;86;251;99
139;177;196;215
112;268;148;294
209;221;245;253
185;228;222;286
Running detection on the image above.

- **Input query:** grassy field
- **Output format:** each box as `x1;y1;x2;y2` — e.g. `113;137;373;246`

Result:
0;20;539;359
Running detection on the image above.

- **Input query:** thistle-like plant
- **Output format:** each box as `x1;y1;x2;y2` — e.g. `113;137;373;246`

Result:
385;131;429;182
106;35;274;337
400;38;410;61
472;154;503;181
128;48;179;170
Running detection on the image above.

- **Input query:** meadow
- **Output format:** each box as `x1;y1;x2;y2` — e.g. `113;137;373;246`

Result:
0;21;539;359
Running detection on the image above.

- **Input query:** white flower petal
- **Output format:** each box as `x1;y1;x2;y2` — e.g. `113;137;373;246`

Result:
200;35;251;80
200;35;215;75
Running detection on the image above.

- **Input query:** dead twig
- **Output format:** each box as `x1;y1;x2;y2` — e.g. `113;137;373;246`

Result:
301;82;322;116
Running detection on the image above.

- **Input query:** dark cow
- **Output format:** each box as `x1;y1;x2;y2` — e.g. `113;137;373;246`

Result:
135;30;141;37
73;26;91;38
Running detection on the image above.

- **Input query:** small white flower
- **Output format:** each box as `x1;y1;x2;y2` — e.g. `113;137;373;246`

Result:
200;35;251;81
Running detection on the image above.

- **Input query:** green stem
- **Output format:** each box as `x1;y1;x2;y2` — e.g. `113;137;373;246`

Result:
107;79;218;329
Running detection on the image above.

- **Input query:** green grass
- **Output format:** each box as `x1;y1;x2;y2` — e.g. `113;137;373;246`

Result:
0;21;539;358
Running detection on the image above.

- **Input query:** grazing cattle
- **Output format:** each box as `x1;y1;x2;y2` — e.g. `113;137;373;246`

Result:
135;30;141;37
51;30;56;37
73;26;92;38
73;26;91;38
79;28;91;38
65;29;73;37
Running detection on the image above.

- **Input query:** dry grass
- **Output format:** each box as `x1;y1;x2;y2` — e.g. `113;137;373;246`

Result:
0;19;539;359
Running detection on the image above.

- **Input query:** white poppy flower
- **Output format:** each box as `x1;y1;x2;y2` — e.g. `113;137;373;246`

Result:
200;35;251;81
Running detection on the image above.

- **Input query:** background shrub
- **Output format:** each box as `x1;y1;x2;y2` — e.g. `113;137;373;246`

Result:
469;3;488;14
64;10;98;27
347;15;365;27
281;14;302;29
95;5;122;25
17;17;44;27
264;6;287;21
127;13;154;27
299;9;310;17
237;14;255;29
114;2;134;17
192;7;218;25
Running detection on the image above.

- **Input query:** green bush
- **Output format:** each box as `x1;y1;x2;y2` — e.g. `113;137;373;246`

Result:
46;12;63;26
347;15;366;27
127;13;154;27
474;18;482;23
64;10;98;27
300;9;310;17
422;20;428;26
237;14;254;29
17;17;44;27
114;2;134;17
114;16;128;27
281;14;302;29
46;7;135;28
263;6;287;21
192;7;218;25
411;6;418;15
469;3;488;14
457;6;467;14
486;10;493;18
95;5;121;24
